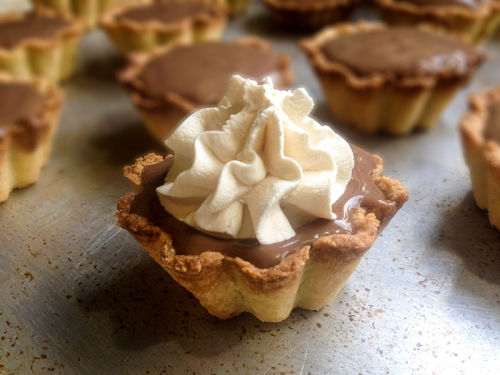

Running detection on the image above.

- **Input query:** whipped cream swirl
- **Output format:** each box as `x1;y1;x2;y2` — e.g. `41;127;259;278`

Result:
0;0;31;14
157;76;354;245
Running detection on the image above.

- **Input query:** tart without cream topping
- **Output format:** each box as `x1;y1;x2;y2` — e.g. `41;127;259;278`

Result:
117;2;218;24
138;43;282;105
320;27;479;77
484;102;500;143
0;13;70;50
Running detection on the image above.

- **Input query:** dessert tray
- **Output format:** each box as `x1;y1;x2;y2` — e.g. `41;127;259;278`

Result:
1;1;499;373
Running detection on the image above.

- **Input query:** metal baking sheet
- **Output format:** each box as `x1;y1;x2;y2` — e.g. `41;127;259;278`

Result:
1;2;500;374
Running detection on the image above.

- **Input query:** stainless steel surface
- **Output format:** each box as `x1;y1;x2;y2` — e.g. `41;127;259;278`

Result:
1;2;500;374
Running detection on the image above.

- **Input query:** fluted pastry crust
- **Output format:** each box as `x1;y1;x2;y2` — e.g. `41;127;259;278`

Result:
116;153;408;322
460;86;500;230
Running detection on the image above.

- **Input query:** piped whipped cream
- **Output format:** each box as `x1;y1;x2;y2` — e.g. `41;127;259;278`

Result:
157;75;354;245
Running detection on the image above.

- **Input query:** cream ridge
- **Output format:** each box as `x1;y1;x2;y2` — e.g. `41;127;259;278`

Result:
157;75;354;245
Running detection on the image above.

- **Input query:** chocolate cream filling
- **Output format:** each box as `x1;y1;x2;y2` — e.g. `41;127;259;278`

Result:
117;2;219;24
484;102;500;143
0;83;46;151
395;0;489;9
129;146;397;269
0;13;70;50
320;27;479;77
138;43;281;106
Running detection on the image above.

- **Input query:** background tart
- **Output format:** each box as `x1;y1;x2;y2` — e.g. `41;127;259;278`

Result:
119;38;293;143
0;10;84;84
32;0;117;30
0;75;63;203
374;0;500;44
300;22;484;135
460;86;500;230
116;146;409;322
264;0;360;30
100;0;229;54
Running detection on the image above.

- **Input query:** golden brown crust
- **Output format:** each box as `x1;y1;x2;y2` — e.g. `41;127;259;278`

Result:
119;37;294;143
374;0;500;44
299;22;484;135
116;152;408;321
0;74;64;203
460;86;500;230
100;0;229;54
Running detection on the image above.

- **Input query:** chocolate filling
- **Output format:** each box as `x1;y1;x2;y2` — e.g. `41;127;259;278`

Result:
129;146;397;269
0;13;70;50
321;28;478;77
484;102;500;143
138;43;281;105
0;83;46;151
395;0;489;9
117;2;218;24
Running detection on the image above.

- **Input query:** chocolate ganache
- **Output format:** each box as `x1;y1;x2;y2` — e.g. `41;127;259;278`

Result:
396;0;490;9
138;43;281;105
484;102;500;143
0;13;69;50
321;27;479;77
117;2;218;24
129;146;398;269
0;83;45;150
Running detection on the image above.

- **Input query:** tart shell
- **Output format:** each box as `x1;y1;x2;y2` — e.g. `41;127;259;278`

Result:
460;87;500;230
0;76;64;203
263;0;360;30
300;22;484;136
116;153;409;322
32;0;117;30
374;0;500;45
100;0;229;54
0;10;84;84
119;38;294;144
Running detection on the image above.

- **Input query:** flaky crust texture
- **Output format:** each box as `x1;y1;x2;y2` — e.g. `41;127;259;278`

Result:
460;86;500;230
116;153;408;322
0;10;84;83
100;0;229;54
32;0;117;29
0;75;63;203
299;22;484;135
374;0;500;44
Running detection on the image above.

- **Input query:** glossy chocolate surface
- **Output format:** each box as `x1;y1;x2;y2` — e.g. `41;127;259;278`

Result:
321;27;478;77
0;13;69;50
139;43;281;105
130;146;397;269
484;101;500;143
0;83;45;150
118;2;217;24
396;0;489;9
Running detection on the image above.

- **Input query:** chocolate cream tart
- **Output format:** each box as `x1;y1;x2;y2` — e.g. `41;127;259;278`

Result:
375;0;500;44
32;0;117;30
100;0;229;54
263;0;361;30
0;76;63;203
116;76;408;322
460;87;500;231
300;22;484;135
120;39;293;144
0;10;84;83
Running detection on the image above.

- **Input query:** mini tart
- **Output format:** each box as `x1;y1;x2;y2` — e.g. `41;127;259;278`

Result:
460;87;500;230
0;75;63;203
374;0;500;45
119;38;293;143
263;0;361;30
116;149;408;322
0;10;84;84
300;22;484;135
100;0;229;54
31;0;117;30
